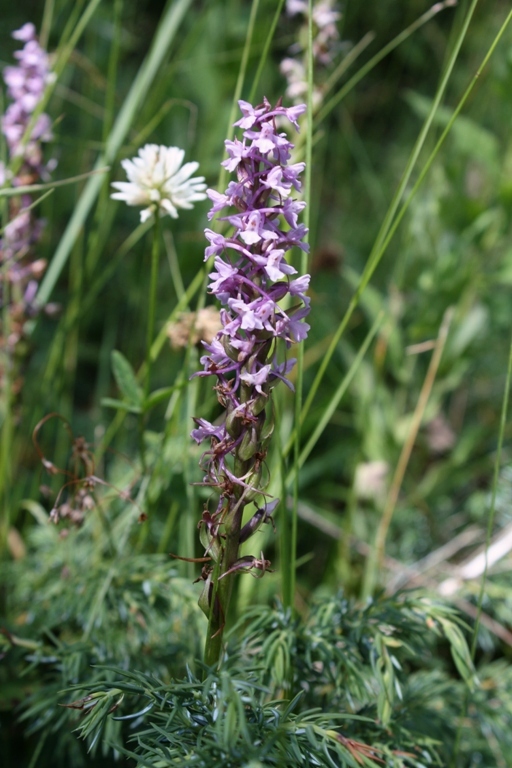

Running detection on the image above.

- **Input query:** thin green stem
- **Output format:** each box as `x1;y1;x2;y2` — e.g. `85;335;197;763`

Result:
145;215;160;401
138;214;160;470
248;0;286;104
315;0;459;129
0;168;110;199
103;0;124;144
285;0;314;612
0;353;12;563
217;0;261;195
40;0;55;50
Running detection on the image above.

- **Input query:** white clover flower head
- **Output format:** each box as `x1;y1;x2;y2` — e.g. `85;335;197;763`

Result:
111;144;207;223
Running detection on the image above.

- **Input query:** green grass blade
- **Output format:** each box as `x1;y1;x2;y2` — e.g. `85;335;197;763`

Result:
217;0;261;196
284;0;314;611
248;0;286;104
0;167;110;198
315;0;458;128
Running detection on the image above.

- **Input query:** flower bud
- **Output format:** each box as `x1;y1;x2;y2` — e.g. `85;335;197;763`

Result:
252;395;267;416
237;426;260;462
226;406;242;438
244;468;263;502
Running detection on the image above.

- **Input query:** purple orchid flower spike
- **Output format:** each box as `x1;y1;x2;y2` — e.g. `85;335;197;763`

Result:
191;98;310;665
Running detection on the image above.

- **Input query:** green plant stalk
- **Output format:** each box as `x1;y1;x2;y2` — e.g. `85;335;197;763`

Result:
217;0;260;196
203;462;250;667
321;31;375;104
145;215;160;401
284;0;314;612
0;72;7;453
315;0;459;129
103;0;123;144
0;85;9;540
163;230;196;577
46;243;85;482
164;230;185;301
471;348;512;658
40;0;55;50
450;331;512;767
27;727;48;768
203;508;242;668
64;237;84;412
0;168;110;199
157;500;179;554
0;190;54;232
130;99;198;153
291;31;376;161
81;219;152;318
248;0;286;104
36;219;151;433
137;214;161;470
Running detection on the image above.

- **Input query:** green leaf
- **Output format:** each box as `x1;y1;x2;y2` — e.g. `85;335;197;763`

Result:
199;524;222;563
438;617;476;690
143;384;184;413
111;351;143;407
101;397;141;415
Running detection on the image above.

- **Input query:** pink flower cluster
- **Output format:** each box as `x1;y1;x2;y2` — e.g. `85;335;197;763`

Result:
192;98;310;558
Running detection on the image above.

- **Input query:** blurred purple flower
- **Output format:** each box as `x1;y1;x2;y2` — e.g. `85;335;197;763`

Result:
2;23;53;173
1;22;55;375
281;0;343;110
